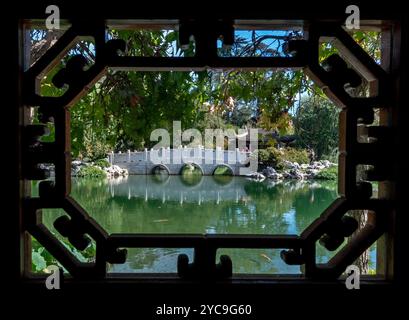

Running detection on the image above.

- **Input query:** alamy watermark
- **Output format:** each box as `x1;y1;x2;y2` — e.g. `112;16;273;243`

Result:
43;262;361;289
345;265;360;289
345;5;360;30
45;5;60;30
149;121;258;175
45;265;61;290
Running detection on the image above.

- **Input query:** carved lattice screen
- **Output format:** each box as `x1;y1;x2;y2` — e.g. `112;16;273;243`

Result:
21;19;395;281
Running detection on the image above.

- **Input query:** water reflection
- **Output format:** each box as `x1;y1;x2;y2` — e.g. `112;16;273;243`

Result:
67;176;337;235
43;176;342;274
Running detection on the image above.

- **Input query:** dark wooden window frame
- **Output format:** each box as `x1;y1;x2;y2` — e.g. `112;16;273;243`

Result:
11;9;406;289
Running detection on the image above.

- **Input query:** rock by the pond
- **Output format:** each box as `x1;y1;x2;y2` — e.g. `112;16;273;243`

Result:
246;172;266;181
305;168;320;179
262;167;283;180
321;160;330;167
69;159;129;179
70;159;87;176
282;160;300;170
300;163;310;170
104;165;128;178
282;169;304;180
72;160;83;167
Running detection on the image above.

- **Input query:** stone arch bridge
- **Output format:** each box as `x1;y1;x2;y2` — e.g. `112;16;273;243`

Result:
108;147;251;176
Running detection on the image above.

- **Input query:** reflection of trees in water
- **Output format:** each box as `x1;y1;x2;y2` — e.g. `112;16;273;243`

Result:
291;184;339;263
212;175;233;186
43;177;338;273
180;165;203;187
218;249;281;274
243;180;337;234
293;186;338;230
127;248;179;271
244;180;308;216
67;178;337;237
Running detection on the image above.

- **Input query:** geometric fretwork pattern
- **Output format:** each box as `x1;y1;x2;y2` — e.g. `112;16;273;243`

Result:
23;20;393;280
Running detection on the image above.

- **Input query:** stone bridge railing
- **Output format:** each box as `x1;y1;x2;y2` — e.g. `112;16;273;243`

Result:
108;146;251;175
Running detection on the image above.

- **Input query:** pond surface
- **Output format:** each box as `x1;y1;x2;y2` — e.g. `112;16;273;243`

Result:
41;176;375;274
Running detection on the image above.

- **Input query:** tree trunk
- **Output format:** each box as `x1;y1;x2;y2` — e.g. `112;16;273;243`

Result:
347;123;371;275
349;210;369;274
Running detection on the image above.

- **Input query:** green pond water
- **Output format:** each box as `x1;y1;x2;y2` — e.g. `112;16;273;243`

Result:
40;175;375;274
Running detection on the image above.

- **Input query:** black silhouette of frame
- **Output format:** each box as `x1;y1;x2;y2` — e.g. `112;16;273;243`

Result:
19;16;399;283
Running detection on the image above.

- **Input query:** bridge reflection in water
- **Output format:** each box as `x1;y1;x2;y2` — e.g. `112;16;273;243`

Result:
107;175;249;205
43;176;347;274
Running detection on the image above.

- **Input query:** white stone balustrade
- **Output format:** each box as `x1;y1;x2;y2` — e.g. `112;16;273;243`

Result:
107;146;251;175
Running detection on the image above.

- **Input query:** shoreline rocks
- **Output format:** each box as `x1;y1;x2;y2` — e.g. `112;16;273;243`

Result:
261;167;283;180
245;172;266;181
41;158;335;181
39;160;128;179
260;160;336;181
103;165;128;178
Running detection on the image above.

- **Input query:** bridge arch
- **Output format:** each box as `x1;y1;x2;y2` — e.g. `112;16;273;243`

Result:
151;164;170;175
179;163;204;176
179;163;203;187
212;164;234;176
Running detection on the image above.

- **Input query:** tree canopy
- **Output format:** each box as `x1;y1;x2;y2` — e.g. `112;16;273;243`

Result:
30;28;380;161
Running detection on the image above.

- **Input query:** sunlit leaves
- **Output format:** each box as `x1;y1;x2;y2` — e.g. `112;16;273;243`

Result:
293;95;339;160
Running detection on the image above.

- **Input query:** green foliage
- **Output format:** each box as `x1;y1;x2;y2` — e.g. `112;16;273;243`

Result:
94;158;110;168
352;31;381;63
77;166;107;178
32;250;47;271
32;237;55;271
315;166;338;180
256;147;284;170
281;147;309;164
320;147;339;164
35;29;309;158
180;165;202;186
293;95;339;160
33;29;379;161
31;237;96;272
181;164;202;176
213;166;233;176
257;146;309;171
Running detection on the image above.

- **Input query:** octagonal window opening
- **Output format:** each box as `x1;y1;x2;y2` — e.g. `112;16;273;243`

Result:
31;66;346;275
